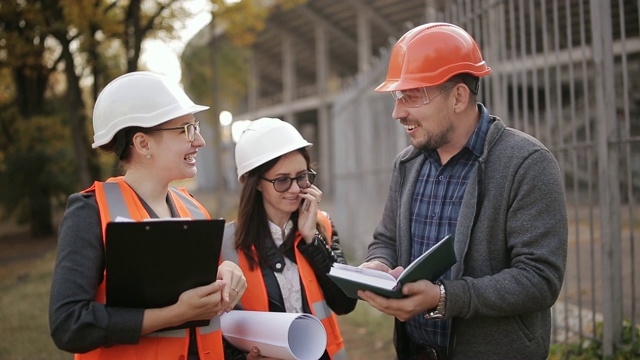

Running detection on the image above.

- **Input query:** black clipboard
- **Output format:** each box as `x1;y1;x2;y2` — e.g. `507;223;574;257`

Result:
105;218;225;329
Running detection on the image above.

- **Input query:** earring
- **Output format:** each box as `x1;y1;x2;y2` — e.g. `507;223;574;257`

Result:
146;153;151;159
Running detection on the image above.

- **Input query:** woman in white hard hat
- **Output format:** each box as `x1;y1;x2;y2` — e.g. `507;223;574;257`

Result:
49;71;247;360
221;118;356;360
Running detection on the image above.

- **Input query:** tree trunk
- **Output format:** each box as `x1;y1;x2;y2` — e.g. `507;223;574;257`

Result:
209;22;230;212
55;32;93;188
29;185;53;238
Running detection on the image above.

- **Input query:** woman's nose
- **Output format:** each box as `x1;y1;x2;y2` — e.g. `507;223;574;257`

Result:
192;131;205;147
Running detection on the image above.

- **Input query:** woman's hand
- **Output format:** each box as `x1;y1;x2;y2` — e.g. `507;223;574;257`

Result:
175;281;226;320
141;281;226;334
298;184;322;243
246;346;282;360
217;260;247;312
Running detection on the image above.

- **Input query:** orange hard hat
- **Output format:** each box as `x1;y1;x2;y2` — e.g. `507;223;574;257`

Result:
375;22;491;92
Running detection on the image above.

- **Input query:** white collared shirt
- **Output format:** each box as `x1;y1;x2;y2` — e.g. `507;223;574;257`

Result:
268;220;303;313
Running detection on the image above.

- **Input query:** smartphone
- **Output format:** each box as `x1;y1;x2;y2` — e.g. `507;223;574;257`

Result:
301;199;310;212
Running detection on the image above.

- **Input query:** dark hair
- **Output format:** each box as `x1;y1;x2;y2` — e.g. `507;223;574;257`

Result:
448;73;480;95
235;147;325;270
99;126;149;161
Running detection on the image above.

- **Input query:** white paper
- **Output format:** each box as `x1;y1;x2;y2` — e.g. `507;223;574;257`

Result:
221;310;327;360
329;263;397;289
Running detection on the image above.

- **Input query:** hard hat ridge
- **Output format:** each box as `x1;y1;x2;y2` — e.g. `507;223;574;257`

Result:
235;117;312;180
91;71;209;148
376;22;491;92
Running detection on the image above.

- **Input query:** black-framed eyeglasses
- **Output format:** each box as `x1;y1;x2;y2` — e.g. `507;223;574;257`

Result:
148;122;200;142
261;169;317;193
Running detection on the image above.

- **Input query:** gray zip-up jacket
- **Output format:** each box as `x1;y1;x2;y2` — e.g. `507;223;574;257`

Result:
365;110;568;359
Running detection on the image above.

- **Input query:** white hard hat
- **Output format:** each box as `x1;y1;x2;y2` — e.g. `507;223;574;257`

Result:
235;117;312;180
91;71;209;148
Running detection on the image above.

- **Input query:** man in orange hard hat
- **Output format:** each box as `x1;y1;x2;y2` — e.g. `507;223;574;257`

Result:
357;23;568;359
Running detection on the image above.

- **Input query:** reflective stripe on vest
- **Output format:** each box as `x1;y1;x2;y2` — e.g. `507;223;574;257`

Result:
76;177;223;360
169;189;208;219
100;182;208;221
222;212;346;360
102;182;130;219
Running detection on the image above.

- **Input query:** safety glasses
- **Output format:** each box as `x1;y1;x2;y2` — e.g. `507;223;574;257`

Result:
391;84;455;108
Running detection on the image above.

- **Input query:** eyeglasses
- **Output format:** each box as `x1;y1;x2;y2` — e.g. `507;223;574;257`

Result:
148;122;200;141
261;169;317;193
391;84;455;108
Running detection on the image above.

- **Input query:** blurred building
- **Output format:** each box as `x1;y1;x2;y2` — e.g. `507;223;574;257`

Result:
185;1;640;356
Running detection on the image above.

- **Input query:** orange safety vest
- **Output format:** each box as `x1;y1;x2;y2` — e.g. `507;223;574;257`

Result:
76;176;224;360
222;212;348;360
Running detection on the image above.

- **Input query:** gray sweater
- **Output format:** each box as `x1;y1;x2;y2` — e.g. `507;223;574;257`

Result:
365;109;568;359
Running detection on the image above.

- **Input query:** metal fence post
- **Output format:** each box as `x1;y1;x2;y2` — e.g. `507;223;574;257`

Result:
589;0;624;355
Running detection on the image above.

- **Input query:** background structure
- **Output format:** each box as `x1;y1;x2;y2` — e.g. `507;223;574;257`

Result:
186;0;640;356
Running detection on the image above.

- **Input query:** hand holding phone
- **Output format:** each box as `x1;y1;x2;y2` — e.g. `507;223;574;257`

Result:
301;199;310;212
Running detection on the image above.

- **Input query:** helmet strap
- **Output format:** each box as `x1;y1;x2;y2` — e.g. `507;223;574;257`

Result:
461;75;480;95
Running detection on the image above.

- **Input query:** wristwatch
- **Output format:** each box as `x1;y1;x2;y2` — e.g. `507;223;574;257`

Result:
424;282;446;320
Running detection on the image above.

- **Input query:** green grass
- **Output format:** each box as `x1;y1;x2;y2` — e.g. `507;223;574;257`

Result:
0;240;396;360
0;250;71;360
337;301;396;359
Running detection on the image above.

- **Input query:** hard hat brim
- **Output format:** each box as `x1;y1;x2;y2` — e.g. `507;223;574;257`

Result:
375;66;492;93
236;141;312;180
234;117;314;180
92;103;209;148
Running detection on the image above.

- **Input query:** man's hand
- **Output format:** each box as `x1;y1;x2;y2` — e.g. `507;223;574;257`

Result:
359;260;391;272
357;279;441;322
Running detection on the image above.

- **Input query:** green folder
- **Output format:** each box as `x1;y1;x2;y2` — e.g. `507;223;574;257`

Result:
328;234;456;299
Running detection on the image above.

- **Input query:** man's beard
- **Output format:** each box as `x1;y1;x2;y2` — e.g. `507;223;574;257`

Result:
413;122;453;151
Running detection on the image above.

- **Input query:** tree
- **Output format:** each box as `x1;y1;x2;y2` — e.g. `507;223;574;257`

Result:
0;0;195;236
180;0;309;202
0;0;72;237
208;0;308;46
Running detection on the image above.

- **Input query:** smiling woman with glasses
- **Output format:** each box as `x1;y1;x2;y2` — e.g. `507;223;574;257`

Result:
220;117;356;360
49;71;247;360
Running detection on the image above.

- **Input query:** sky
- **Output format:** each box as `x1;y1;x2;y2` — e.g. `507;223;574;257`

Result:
140;0;213;83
